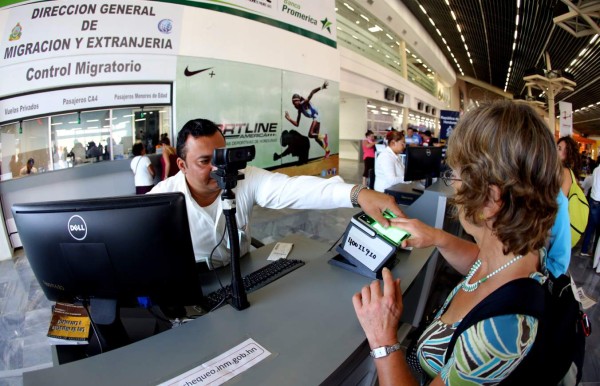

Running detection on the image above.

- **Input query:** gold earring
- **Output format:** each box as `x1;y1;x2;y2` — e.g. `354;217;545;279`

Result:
478;213;486;221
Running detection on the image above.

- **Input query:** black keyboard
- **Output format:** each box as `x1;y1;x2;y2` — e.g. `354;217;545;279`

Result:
204;259;305;310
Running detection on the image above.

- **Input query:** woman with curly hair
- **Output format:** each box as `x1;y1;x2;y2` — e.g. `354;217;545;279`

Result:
352;100;567;385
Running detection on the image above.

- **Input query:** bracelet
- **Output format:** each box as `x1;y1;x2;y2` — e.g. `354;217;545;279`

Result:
350;184;367;208
370;342;402;359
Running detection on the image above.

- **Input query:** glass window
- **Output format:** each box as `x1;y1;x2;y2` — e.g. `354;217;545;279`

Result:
0;118;50;179
335;0;437;95
0;106;172;179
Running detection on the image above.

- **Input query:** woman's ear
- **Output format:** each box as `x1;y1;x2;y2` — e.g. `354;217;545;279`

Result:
482;185;502;218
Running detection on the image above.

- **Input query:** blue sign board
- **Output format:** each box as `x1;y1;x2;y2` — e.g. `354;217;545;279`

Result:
439;110;460;140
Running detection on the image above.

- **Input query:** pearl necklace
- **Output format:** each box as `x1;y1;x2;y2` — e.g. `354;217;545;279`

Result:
461;255;524;292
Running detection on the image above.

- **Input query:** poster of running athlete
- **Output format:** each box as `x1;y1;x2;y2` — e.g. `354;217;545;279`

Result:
279;71;339;171
176;56;339;173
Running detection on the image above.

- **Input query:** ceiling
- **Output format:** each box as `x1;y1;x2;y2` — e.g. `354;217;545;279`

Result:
397;0;600;136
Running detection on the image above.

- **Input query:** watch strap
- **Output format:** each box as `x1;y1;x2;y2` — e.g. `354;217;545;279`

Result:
351;184;367;208
370;342;402;359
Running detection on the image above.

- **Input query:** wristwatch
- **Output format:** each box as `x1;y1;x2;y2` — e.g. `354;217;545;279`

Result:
370;342;402;359
351;184;367;208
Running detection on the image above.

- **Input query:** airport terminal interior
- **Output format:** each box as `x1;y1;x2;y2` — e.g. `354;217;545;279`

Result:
2;0;600;384
0;158;598;385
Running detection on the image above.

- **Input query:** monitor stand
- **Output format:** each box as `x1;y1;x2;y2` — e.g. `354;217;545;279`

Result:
88;298;129;353
423;176;433;188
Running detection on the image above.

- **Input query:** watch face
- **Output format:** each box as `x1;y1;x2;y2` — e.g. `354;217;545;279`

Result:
371;343;401;358
371;347;388;358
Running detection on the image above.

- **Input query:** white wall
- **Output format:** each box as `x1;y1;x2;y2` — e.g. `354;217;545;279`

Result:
339;97;367;160
340;97;368;139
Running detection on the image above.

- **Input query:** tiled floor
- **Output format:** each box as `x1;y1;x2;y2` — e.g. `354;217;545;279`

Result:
0;159;599;385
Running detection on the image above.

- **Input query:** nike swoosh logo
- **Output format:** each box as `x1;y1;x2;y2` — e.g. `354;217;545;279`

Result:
184;66;213;77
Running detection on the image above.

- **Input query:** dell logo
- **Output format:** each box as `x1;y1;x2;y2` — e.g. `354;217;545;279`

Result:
426;149;432;156
67;215;87;241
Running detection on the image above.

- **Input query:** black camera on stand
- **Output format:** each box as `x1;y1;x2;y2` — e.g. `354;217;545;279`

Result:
210;145;256;310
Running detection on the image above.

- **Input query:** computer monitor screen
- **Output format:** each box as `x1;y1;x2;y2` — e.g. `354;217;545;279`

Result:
11;193;202;310
404;146;443;188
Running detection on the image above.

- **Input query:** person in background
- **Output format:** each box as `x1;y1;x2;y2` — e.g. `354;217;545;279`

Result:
420;130;439;146
544;135;579;277
130;143;155;194
353;100;562;385
70;141;86;165
557;136;582;198
160;136;179;180
404;126;422;147
362;130;376;186
580;162;600;257
374;130;408;192
19;158;37;176
150;118;402;268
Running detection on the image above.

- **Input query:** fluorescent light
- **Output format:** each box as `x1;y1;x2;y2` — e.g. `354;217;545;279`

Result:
343;3;354;11
368;25;382;33
360;14;369;21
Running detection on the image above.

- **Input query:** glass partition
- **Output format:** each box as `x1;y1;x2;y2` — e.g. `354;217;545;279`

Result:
0;106;172;181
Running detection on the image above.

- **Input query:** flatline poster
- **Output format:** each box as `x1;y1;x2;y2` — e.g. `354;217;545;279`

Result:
175;57;339;170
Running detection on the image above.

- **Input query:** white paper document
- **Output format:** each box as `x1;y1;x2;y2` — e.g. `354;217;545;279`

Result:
159;338;272;386
267;242;293;261
571;278;597;310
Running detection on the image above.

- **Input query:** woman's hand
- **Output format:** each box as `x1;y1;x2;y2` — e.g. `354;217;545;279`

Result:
357;189;406;227
322;80;329;90
352;268;403;348
389;217;440;249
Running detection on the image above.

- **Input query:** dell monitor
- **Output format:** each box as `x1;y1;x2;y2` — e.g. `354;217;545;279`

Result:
11;193;202;333
404;146;443;188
